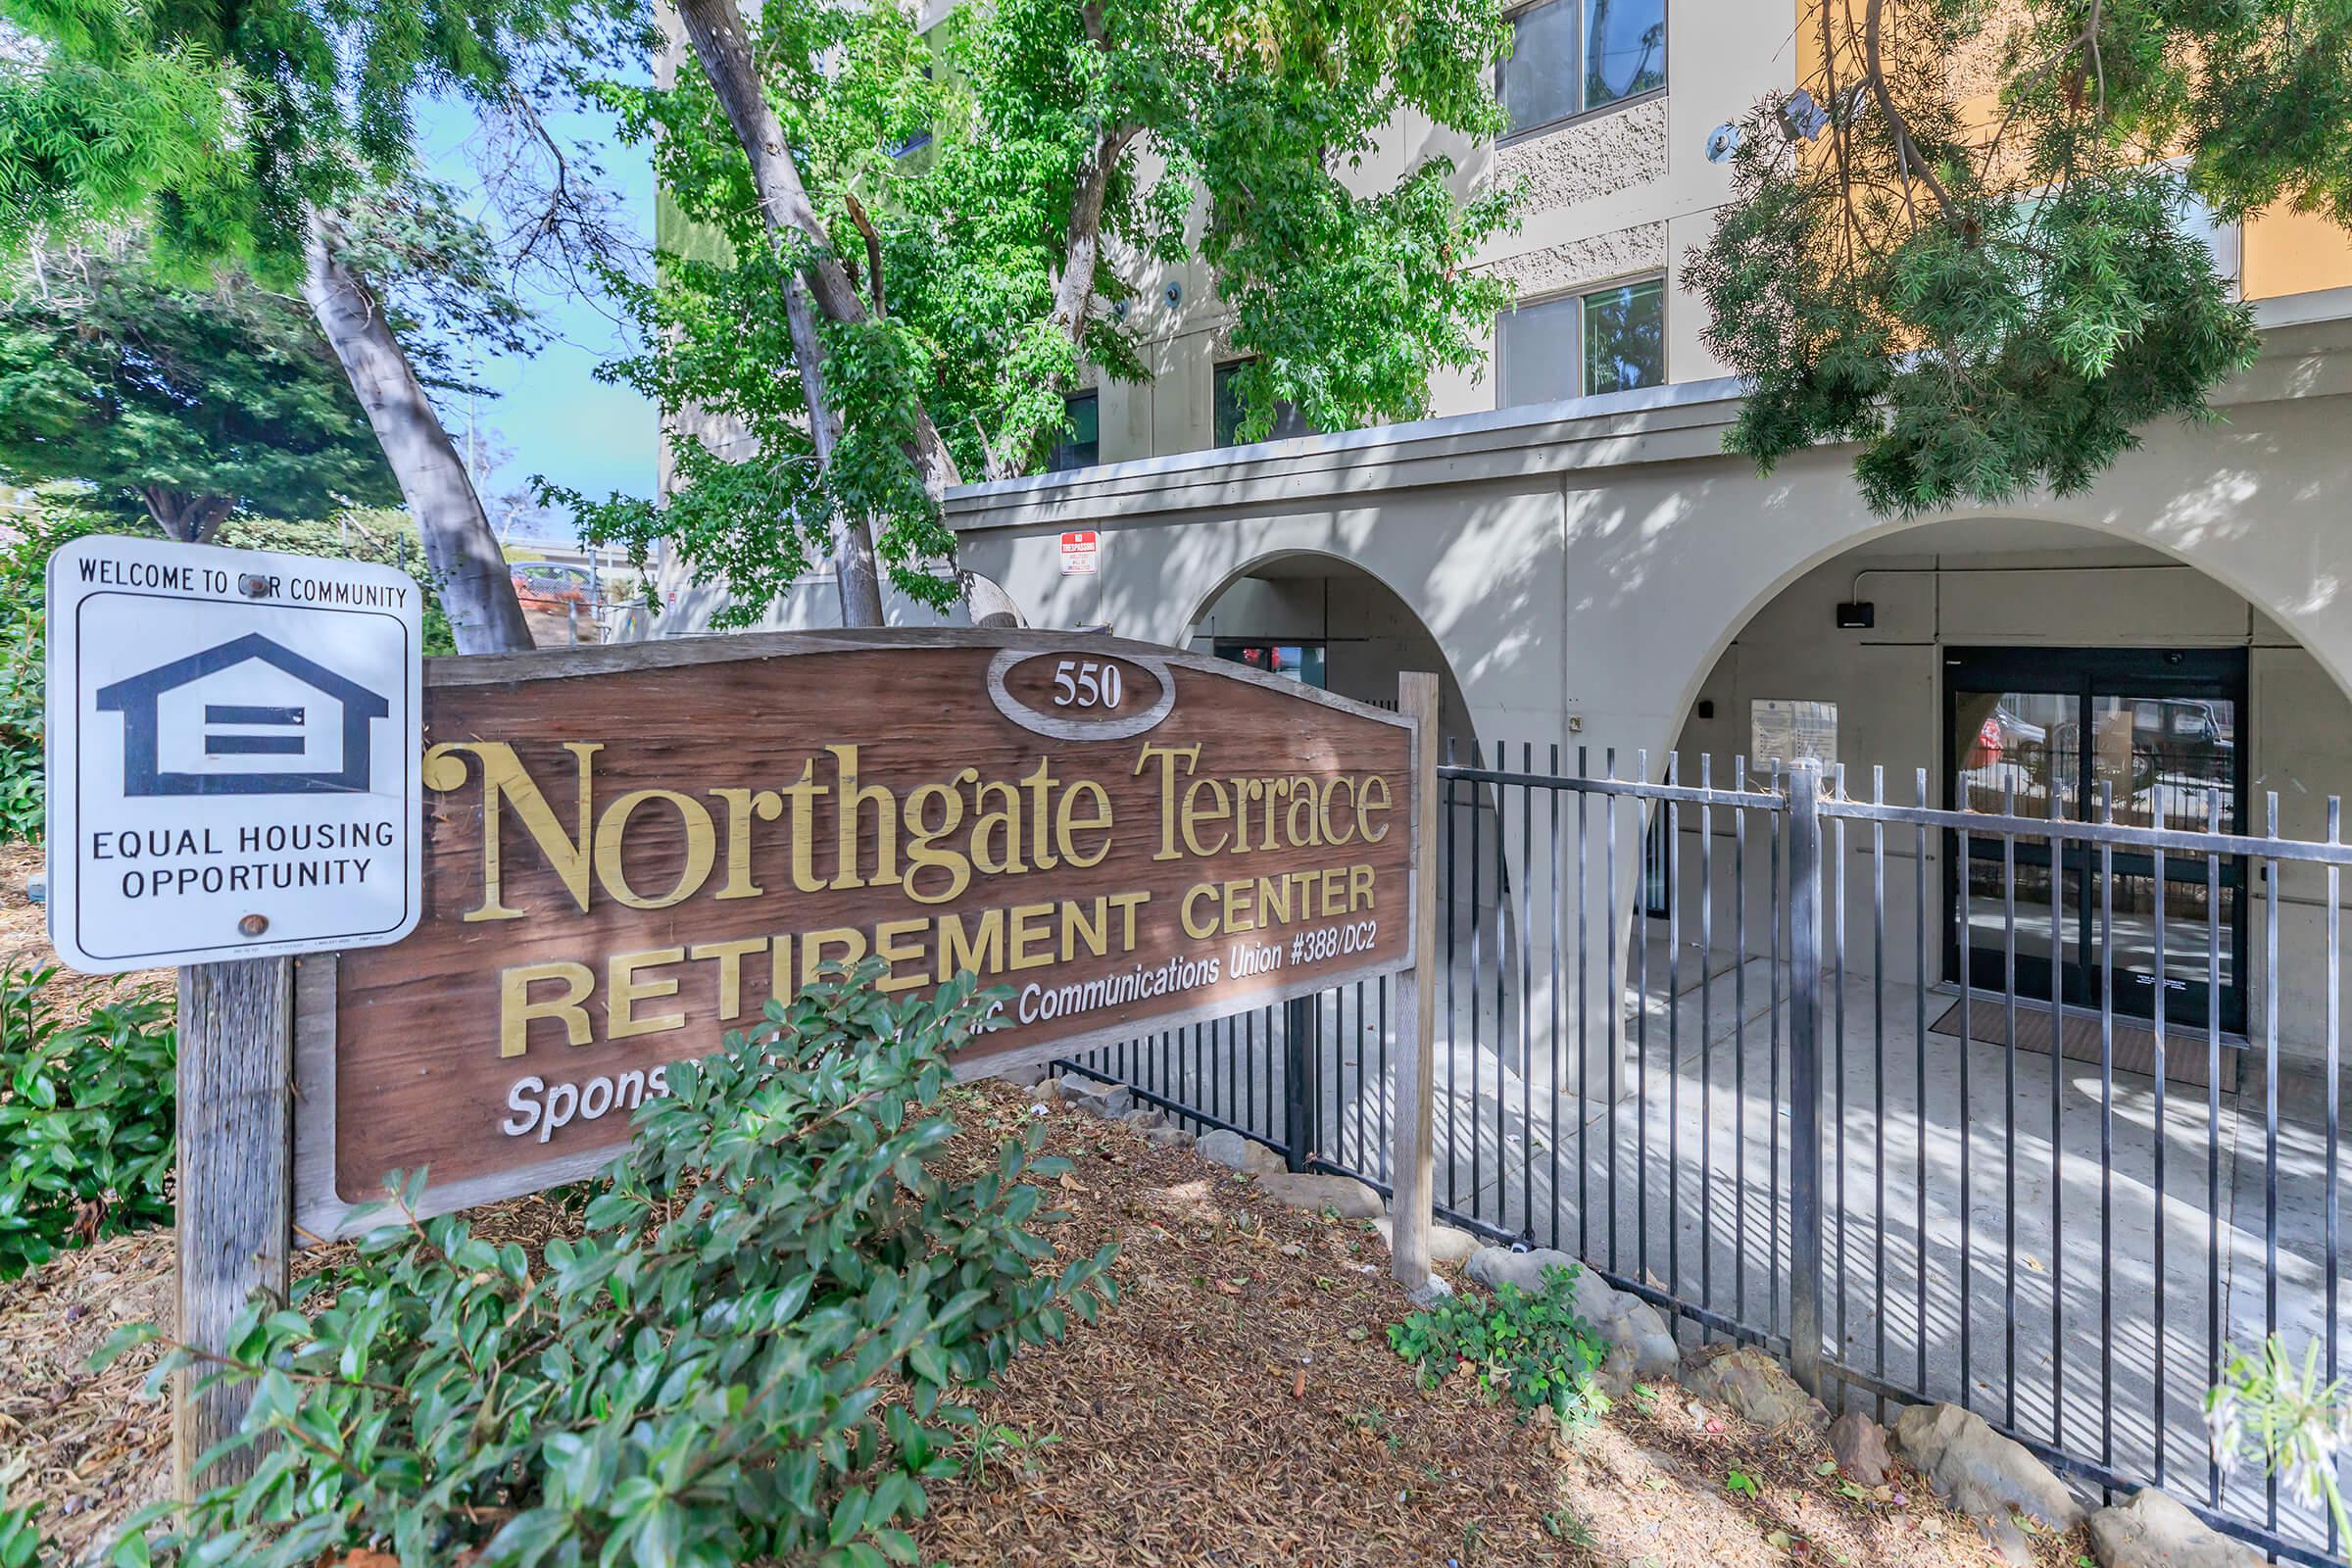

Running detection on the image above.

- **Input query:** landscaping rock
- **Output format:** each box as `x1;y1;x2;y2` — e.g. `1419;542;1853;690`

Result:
1679;1346;1829;1433
1195;1129;1284;1176
1122;1106;1166;1131
1463;1247;1681;1389
1828;1410;1891;1486
1254;1170;1384;1218
1464;1245;1575;1295
1372;1213;1483;1263
1056;1075;1134;1117
2085;1488;2266;1568
991;1060;1053;1088
1140;1123;1196;1150
1893;1401;2086;1566
1405;1274;1455;1308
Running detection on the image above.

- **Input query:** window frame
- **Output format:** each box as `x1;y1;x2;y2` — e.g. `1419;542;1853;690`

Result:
1045;389;1101;472
1494;268;1669;408
1496;0;1669;148
1211;358;1313;448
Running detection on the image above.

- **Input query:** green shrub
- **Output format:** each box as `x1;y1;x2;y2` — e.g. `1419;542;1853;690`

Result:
0;505;118;844
2206;1335;2351;1546
1389;1263;1608;1422
0;1499;44;1568
105;964;1116;1567
0;962;176;1279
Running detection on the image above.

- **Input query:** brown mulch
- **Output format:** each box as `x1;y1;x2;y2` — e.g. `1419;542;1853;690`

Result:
0;843;171;1019
1;1045;2082;1567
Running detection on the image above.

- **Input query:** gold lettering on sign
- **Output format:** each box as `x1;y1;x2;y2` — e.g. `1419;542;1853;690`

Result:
428;741;600;920
594;790;716;909
499;960;594;1055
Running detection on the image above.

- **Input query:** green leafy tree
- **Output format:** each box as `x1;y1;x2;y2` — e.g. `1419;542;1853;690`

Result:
0;241;398;541
1689;1;2352;515
561;0;1518;626
0;0;648;651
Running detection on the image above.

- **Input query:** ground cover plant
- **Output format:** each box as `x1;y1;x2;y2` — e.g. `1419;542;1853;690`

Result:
96;964;1114;1567
0;962;175;1281
1389;1261;1609;1423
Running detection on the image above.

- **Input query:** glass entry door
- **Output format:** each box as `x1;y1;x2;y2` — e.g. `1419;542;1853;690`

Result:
1944;648;2246;1031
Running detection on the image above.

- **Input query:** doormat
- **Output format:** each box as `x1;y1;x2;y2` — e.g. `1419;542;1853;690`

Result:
1926;997;2239;1092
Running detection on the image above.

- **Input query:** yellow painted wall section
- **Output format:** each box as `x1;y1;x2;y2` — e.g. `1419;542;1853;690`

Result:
2243;205;2352;301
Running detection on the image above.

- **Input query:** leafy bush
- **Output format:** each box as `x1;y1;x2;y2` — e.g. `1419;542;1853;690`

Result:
0;1498;44;1568
108;964;1115;1567
0;504;120;843
1389;1263;1607;1423
0;962;176;1279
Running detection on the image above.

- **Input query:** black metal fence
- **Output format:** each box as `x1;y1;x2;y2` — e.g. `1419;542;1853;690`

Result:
1056;746;2346;1566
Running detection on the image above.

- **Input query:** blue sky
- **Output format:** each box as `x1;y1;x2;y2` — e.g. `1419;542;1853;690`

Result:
414;93;659;542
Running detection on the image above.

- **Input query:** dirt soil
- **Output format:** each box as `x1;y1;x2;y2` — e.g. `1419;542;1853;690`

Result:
1;1061;2094;1568
0;843;169;1018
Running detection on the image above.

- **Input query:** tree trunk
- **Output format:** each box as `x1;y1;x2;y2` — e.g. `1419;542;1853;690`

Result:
142;490;230;543
301;218;534;655
672;0;964;527
780;274;885;627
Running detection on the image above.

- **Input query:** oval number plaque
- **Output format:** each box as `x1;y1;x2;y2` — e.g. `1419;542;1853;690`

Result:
986;647;1175;741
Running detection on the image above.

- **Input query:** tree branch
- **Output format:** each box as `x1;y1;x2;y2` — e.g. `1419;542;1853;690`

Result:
1862;0;1959;220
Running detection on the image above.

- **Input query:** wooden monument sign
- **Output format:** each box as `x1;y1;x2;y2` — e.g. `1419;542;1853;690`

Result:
292;628;1423;1235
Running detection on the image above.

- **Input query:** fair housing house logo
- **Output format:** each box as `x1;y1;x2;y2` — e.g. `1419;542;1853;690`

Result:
96;632;392;797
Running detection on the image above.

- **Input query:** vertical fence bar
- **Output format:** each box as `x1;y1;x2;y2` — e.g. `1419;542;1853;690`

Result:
1915;767;1930;1399
1578;745;1592;1261
1522;744;1536;1242
1638;749;1652;1284
1771;759;1785;1336
1446;739;1459;1213
1788;762;1827;1398
2206;786;2224;1512
1958;778;1975;1411
1832;762;1848;1398
1470;745;1484;1221
2001;773;2019;1434
1548;745;1563;1252
1871;764;1887;1416
2049;775;2067;1450
2098;781;2115;1474
1667;750;1682;1299
1606;750;1621;1275
2153;793;2170;1490
1284;995;1312;1171
2264;790;2281;1535
1735;758;1751;1332
2330;797;2345;1558
1700;755;1716;1319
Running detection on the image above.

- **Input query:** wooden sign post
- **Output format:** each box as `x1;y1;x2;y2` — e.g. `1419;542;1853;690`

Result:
173;957;294;1495
1387;672;1442;1296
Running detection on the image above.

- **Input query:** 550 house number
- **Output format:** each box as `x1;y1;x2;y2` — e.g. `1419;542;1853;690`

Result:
1053;659;1122;709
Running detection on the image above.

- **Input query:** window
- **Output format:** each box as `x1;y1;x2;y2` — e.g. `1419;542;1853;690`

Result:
1047;391;1100;471
1213;360;1313;447
1495;274;1666;407
1499;0;1666;139
1215;641;1329;688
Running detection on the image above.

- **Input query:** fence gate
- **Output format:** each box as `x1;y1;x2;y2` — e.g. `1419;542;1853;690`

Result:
1059;744;2346;1567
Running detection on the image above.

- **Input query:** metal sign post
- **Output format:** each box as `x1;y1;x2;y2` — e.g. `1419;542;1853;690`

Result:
43;535;422;1496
